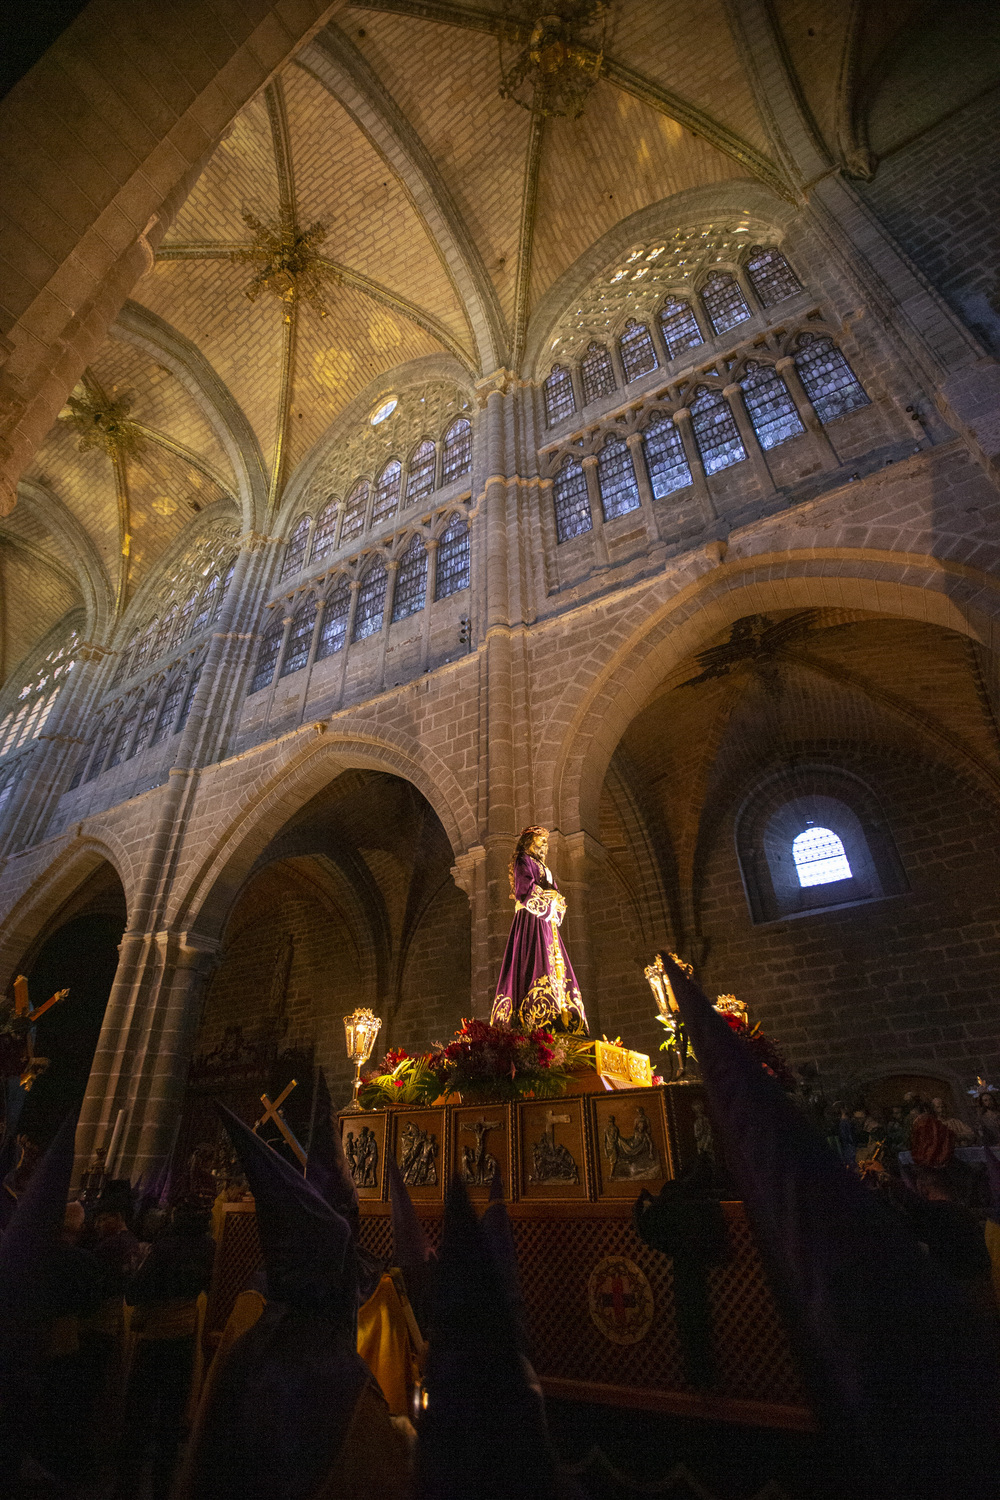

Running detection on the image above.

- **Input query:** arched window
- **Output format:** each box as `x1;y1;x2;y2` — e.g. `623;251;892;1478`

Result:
581;342;616;405
151;677;186;745
552;459;592;543
619;320;658;382
690;386;746;473
213;561;235;623
193;575;220;635
442;419;472;484
392;536;428;621
249;618;284;694
85;720;116;782
406;440;436;503
153;608;176;659
435;516;471;599
134;620;156;670
280;605;316;677
112;633;137;687
311;498;340;561
372;460;402;526
128;696;159;759
745;246;801;307
701;272;752;335
177;667;201;730
175;591;198;644
741;362;804;449
0;627;78;763
597;436;641;521
108;707;139;769
341;481;370;543
792;826;852;887
68;740;92;791
281;516;312;581
642;412;691;497
317;580;351;659
794;335;870;424
543;365;576;426
658;297;704;361
353;560;388;641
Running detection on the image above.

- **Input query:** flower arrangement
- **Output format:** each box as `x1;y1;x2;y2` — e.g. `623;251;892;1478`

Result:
357;1049;441;1110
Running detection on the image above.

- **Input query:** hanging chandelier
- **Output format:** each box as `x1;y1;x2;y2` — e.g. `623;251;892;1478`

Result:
60;385;144;462
498;2;609;120
230;206;340;320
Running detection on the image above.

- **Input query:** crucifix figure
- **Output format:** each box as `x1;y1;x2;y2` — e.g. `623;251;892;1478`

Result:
8;974;70;1090
460;1118;501;1186
529;1110;579;1184
254;1079;306;1166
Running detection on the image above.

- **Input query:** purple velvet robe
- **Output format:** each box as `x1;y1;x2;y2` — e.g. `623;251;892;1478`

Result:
490;854;588;1033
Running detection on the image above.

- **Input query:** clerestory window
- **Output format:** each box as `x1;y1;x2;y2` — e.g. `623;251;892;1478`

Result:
794;335;870;425
597;437;641;521
552;460;592;543
619;320;658;383
658;297;704;361
435;516;470;599
745;246;801;308
392;537;428;621
741;362;804;450
544;365;576;426
701;272;752;335
642;413;691;498
690;386;746;474
353;561;388;641
581;343;617;404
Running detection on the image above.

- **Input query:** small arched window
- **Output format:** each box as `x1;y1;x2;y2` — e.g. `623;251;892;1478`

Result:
392;536;428;621
317;580;351;659
406;440;436;503
353;559;388;641
280;605;316;677
701;272;752;335
435;516;471;599
619;320;658;383
544;365;576;426
311;499;339;561
248;618;284;694
741;362;804;449
341;481;370;543
659;297;704;361
372;460;402;526
643;412;691;498
552;459;593;543
792;826;852;887
745;246;801;307
281;516;312;581
442;419;472;484
690;386;746;474
151;677;186;745
794;335;870;425
128;696;159;760
581;343;617;405
597;436;641;521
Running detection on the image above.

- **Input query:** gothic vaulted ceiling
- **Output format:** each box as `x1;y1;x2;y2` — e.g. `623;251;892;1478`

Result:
4;0;930;687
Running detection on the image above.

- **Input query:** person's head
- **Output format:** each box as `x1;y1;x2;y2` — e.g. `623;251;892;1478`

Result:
516;825;549;862
978;1092;998;1114
62;1200;85;1243
932;1097;944;1116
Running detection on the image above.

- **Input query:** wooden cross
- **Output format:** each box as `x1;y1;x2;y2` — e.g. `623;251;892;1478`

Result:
254;1079;307;1166
14;974;70;1022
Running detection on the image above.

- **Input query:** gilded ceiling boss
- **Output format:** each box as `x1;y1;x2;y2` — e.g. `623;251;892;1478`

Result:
491;826;589;1034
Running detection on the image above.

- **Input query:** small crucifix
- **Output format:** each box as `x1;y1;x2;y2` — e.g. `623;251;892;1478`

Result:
254;1079;306;1167
11;975;70;1090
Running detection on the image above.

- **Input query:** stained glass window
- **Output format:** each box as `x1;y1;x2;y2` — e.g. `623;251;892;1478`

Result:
406;440;436;503
108;710;138;768
701;272;752;335
129;697;159;759
311;499;339;561
153;609;176;659
340;481;370;543
281;516;311;581
643;413;692;497
134;621;156;670
619;320;658;382
794;335;870;424
690;386;746;474
597;437;641;521
372;460;402;526
249;619;284;694
741;362;804;449
317;581;351;658
280;606;316;677
152;679;186;746
552;460;592;542
581;343;617;404
174;593;198;645
0;629;78;763
353;560;388;641
659;297;704;361
793;826;852;887
442;419;472;483
435;516;470;599
85;721;115;782
544;365;576;426
745;246;801;307
392;536;428;621
193;576;219;635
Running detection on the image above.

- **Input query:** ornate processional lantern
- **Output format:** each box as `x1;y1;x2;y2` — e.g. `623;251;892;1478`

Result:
342;1007;382;1113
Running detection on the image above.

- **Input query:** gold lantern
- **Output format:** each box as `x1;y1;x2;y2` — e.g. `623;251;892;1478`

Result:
342;1007;382;1113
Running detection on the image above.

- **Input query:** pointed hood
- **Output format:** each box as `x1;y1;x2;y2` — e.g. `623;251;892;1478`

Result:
983;1143;1000;1226
479;1172;528;1353
413;1178;564;1500
387;1145;435;1332
304;1073;383;1303
658;953;1000;1500
0;1111;79;1372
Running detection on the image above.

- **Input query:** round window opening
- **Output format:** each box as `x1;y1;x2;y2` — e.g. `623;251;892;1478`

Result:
370;396;398;426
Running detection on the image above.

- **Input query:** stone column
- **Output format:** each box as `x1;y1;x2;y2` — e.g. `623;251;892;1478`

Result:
723;382;777;498
450;844;490;1015
580;455;610;568
625;431;662;545
337;580;362;708
671;408;716;521
378;559;400;689
557;829;608;1041
295;597;326;724
775;355;840;467
421;539;438;672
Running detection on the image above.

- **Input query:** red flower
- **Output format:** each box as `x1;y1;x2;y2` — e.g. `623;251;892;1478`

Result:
392;1078;405;1089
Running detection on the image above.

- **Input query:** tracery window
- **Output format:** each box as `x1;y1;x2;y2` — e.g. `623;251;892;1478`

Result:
642;413;691;497
280;606;316;677
177;668;201;731
372;460;402;526
701;272;752;335
317;580;351;659
249;618;284;694
794;335;870;424
442;419;472;483
619;320;658;383
174;592;198;647
129;697;159;760
435;516;471;599
544;365;576;426
192;576;220;635
392;536;428;621
353;560;388;641
134;621;156;672
792;826;852;887
0;628;78;763
741;362;804;449
311;499;340;562
214;563;235;623
658;297;704;361
108;708;139;769
745;246;801;307
597;436;641;521
581;342;617;404
281;516;312;581
552;459;592;543
153;609;176;660
340;482;370;544
406;441;436;503
151;678;186;746
85;721;115;783
690;386;746;474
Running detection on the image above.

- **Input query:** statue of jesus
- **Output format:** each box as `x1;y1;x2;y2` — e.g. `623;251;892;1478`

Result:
490;825;588;1034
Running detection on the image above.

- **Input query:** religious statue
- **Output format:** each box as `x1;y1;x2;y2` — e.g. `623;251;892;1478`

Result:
345;1125;379;1188
529;1112;580;1184
398;1122;438;1187
603;1106;661;1181
490;826;588;1033
460;1118;501;1186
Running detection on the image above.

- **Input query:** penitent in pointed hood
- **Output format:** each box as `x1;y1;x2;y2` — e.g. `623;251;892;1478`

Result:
386;1144;435;1333
657;953;1000;1500
305;1072;383;1305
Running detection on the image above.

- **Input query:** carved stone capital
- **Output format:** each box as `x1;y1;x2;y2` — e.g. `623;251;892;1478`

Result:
475;368;518;407
239;530;282;552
